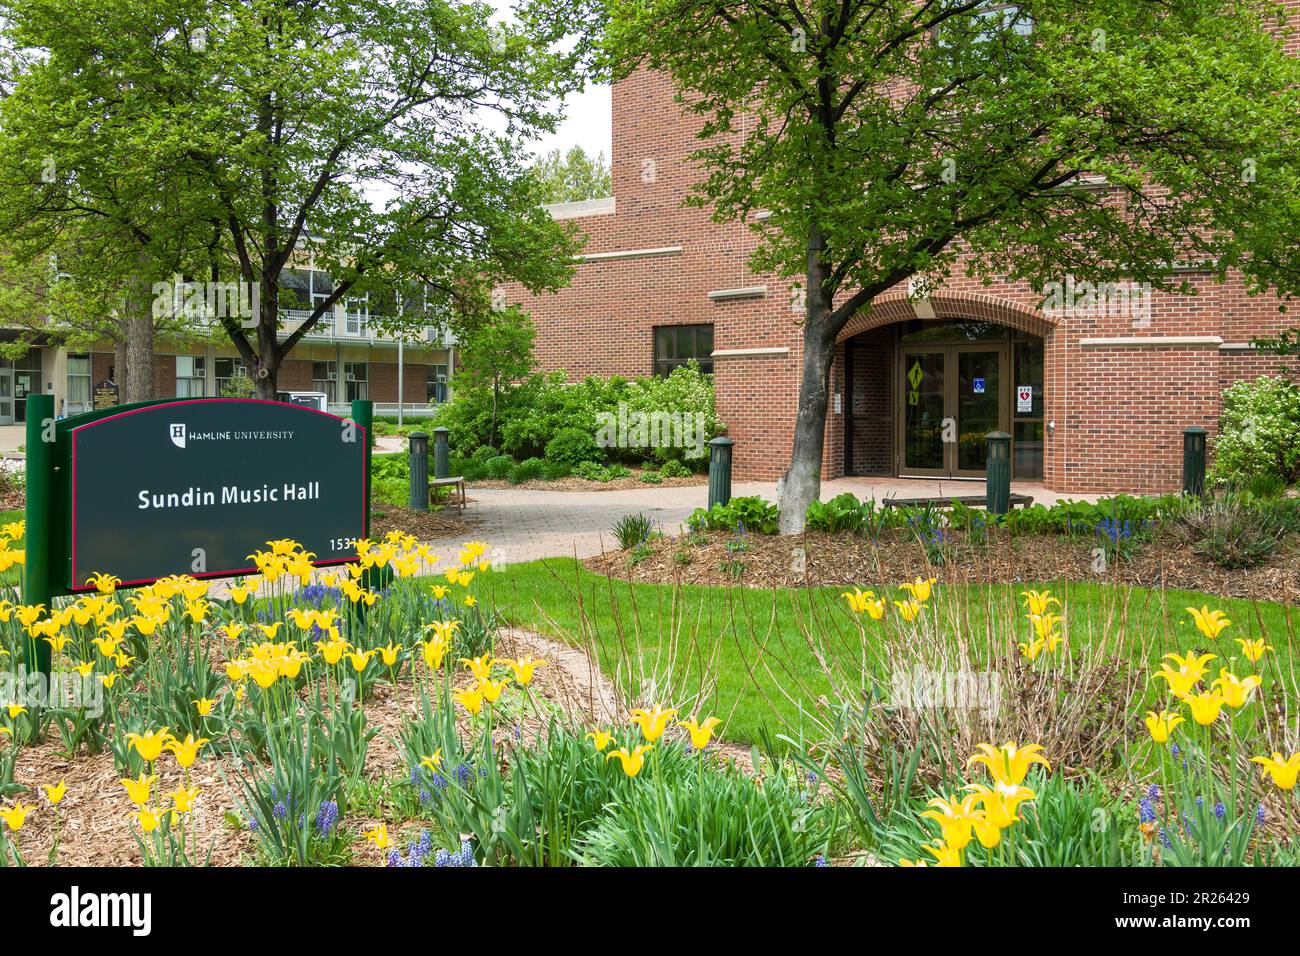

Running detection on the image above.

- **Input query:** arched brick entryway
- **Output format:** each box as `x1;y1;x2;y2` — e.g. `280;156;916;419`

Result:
827;293;1061;486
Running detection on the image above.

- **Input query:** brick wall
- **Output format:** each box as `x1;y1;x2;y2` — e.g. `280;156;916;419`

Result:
498;13;1300;496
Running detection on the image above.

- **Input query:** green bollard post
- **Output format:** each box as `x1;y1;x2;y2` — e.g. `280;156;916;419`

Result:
23;394;54;739
985;431;1011;517
708;437;734;509
433;427;450;480
408;432;430;512
1183;426;1208;497
351;399;373;529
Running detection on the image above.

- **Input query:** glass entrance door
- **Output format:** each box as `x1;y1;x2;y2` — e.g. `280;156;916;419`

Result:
899;345;1007;478
0;369;11;425
901;351;947;475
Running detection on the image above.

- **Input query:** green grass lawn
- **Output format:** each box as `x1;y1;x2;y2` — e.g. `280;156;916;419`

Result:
484;558;1300;745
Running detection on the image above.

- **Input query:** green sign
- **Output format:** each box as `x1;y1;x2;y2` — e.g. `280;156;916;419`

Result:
50;397;370;592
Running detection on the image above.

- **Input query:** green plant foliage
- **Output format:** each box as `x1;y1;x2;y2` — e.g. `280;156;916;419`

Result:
544;426;604;468
1210;376;1300;486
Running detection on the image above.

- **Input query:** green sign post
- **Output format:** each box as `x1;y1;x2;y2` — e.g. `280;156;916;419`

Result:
20;396;372;705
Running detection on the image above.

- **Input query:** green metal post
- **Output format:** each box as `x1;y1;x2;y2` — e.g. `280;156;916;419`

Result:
408;432;429;511
1183;426;1208;496
351;399;373;529
433;427;450;480
985;431;1012;517
23;394;54;731
707;437;734;509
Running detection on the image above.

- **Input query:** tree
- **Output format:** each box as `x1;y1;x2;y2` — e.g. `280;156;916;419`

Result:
451;305;538;450
0;0;588;399
531;145;612;203
605;0;1300;532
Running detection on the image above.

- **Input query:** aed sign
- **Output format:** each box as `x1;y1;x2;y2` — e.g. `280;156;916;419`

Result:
65;398;367;590
1017;385;1033;413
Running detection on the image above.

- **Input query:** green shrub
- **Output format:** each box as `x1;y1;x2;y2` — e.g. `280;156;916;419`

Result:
574;461;612;482
485;454;516;480
574;755;833;866
687;496;780;535
606;463;631;480
659;459;691;478
1210;375;1300;486
612;512;654;549
1179;492;1283;569
545;426;604;468
541;460;571;480
805;492;875;533
639;471;663;484
508;457;546;484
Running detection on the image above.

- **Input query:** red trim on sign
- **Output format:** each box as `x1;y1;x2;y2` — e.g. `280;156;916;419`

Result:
68;398;368;591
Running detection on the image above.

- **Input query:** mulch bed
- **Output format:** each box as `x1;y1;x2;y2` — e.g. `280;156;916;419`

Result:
584;527;1300;604
370;503;479;541
471;468;705;493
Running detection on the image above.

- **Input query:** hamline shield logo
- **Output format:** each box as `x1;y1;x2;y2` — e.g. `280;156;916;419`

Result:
169;423;186;449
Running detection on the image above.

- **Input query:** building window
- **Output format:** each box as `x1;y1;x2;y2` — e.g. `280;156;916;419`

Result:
344;295;368;336
176;356;206;397
427;363;449;404
653;324;714;376
214;357;253;397
66;353;91;414
312;360;338;403
343;362;368;402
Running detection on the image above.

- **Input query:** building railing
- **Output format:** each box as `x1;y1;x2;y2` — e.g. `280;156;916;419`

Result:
278;307;455;348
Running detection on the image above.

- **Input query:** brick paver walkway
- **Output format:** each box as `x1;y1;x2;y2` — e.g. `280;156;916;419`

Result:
427;477;1098;565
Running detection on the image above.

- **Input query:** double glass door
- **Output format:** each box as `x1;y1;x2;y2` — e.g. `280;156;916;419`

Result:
900;345;1005;478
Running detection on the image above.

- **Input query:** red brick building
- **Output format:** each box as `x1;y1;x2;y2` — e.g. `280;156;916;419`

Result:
502;28;1300;495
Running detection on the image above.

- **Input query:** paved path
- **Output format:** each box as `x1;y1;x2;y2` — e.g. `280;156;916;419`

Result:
429;477;1099;565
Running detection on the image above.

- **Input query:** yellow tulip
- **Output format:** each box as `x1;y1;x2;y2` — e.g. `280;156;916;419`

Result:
125;728;173;763
840;588;876;614
1211;669;1261;709
0;802;33;831
1185;689;1226;726
454;687;484;715
1235;637;1272;665
1186;605;1231;640
900;577;937;602
1144;709;1184;743
607;744;653;777
1153;651;1216;700
345;649;375;673
964;782;1036;829
166;734;209;769
170;787;200;814
479;677;510;703
5;703;26;720
315;637;350;666
586;729;614;751
1021;589;1058;616
194;698;216;717
1250;752;1300;790
460;653;494;682
42;780;68;806
1017;636;1045;661
365;824;395;850
421;637;450;671
967;742;1051;787
420;750;443;772
920;839;963;867
134;808;164;834
378;643;402;667
629;705;678;743
120;773;156;806
495;655;546;685
893;598;922;622
679;715;721;750
920;794;984;853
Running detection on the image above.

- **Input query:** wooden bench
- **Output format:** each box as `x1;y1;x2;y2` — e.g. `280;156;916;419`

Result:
429;476;467;511
881;493;1034;510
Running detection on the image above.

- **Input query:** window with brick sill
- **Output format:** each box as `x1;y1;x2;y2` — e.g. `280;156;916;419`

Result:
653;324;714;376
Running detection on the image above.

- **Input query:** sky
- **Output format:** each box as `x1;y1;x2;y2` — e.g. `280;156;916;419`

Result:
491;0;612;162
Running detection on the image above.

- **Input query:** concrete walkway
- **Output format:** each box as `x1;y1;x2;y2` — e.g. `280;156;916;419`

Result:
430;477;1098;565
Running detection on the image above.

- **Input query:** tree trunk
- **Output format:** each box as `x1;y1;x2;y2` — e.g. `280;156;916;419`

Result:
777;228;837;534
123;309;154;403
